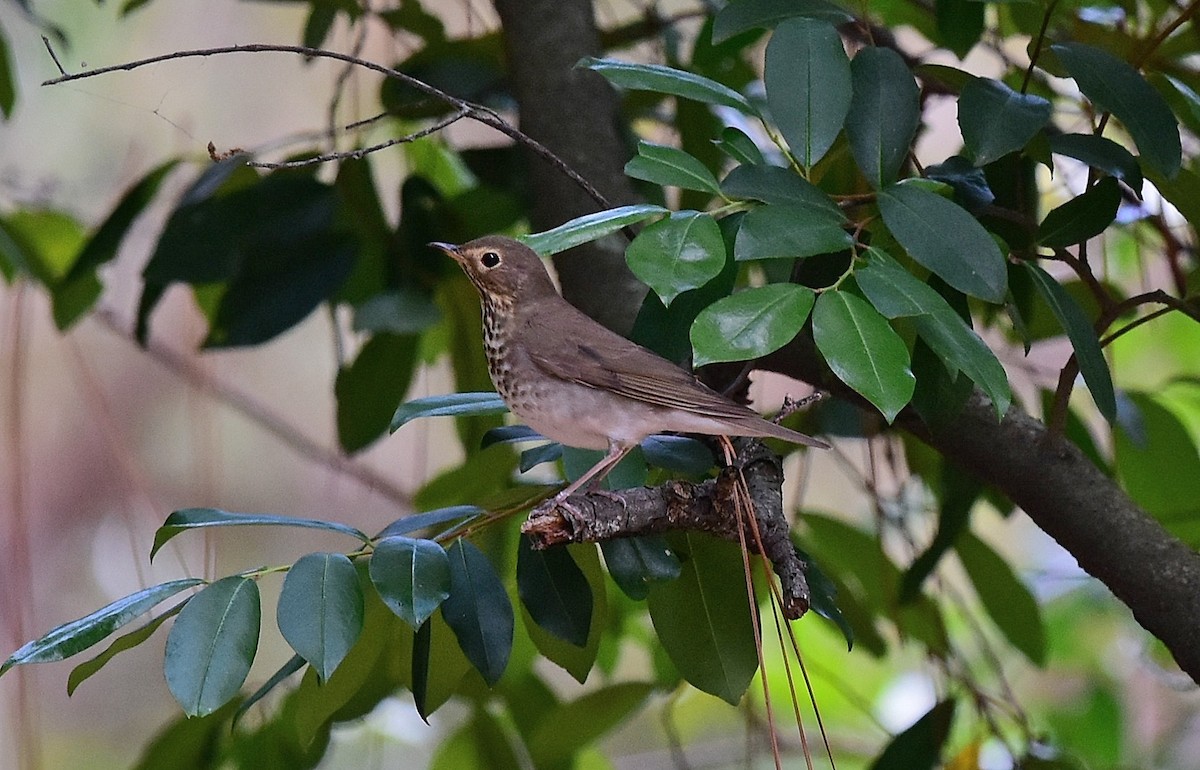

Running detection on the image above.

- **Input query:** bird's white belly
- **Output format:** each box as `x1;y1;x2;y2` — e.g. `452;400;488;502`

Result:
507;378;653;450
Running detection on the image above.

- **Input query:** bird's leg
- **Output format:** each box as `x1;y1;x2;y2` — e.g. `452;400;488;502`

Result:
552;440;636;503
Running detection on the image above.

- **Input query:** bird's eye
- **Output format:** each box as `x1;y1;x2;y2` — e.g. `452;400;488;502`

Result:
481;251;501;268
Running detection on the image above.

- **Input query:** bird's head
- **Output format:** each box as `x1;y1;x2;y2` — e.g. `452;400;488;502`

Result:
430;236;557;304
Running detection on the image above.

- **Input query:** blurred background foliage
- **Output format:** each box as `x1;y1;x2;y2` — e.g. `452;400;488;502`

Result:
1;0;1199;768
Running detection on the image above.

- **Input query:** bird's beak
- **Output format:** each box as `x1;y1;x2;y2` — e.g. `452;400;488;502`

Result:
429;241;461;261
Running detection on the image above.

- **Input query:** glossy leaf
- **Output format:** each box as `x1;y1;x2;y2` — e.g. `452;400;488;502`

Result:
712;0;853;43
376;505;485;539
734;203;852;260
277;552;364;681
626;211;726;306
721;163;843;215
522;543;606;683
164;576;260;717
846;47;919;189
877;184;1008;303
527;682;655;766
369;536;452;629
1037;177;1122;248
517;535;593;647
1048;133;1143;193
925;155;995;211
958;77;1051;165
690;283;816;368
336;332;421;453
2;579;202;675
600;536;682;600
956;532;1046;665
519;204;667;256
813;290;915;423
647;533;757;704
765;17;851;168
390;392;508;433
712;127;765;166
412;611;473;721
578;56;754;113
796;547;854;650
441;538;513;686
68;603;183;696
1052;42;1180;179
871;699;957;770
624;142;721;195
1024;263;1116;422
151;508;369;561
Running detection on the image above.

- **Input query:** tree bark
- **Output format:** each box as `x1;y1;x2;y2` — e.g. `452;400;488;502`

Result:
492;0;647;335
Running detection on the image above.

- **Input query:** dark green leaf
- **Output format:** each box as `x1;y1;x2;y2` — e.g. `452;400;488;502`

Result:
277;552;364;681
336;333;421;452
412;614;474;721
877;184;1008;303
813;290;915;423
626;211;726;306
1037;177;1122;248
958;77;1052;165
482;425;542;447
519;204;667;256
600;536;682;600
232;653;305;728
527;683;655;765
721;163;843;215
578;57;754;113
846;47;919;189
734;203;852;260
442;538;513;686
870;699;956;770
352;288;442;334
151;508;369;561
520;442;564;472
1051;42;1180;179
712;0;854;43
522;544;606;682
935;0;983;58
1048;133;1143;194
68;603;184;696
712;127;765;166
517;535;593;647
925;155;995;211
164;576;260;717
647;533;757;704
376;505;485;539
765;17;851;168
625;142;721;195
369;536;452;628
1024;263;1116;422
0;27;15;118
956;532;1046;665
690;283;816;368
641;435;715;475
899;471;981;603
303;3;337;49
1114;393;1200;528
2;579;202;675
794;547;854;650
390;392;508;433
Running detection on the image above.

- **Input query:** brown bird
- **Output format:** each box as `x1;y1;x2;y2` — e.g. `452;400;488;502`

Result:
431;235;829;502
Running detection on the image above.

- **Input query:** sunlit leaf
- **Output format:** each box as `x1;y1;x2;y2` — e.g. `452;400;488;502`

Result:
578;57;754;113
520;204;667;256
626;211;726;306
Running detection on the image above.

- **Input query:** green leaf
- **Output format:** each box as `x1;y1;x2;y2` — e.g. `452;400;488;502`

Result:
68;603;184;696
877;184;1008;303
795;547;854;650
846;47;919;189
765;17;851;168
624;142;721;195
164;576;260;717
712;127;765;166
442;538;513;686
517;535;593;648
232;653;305;728
336;332;421;452
600;536;682;600
1051;42;1180;179
376;505;485;539
1037;177;1122;248
935;0;983;58
0;26;15;118
577;56;754;113
151;508;369;561
626;211;726;307
277;552;364;682
1048;133;1143;194
956;532;1046;665
958;77;1052;165
734;203;852;260
712;0;853;43
1024;263;1116;422
813;290;915;422
690;283;816;368
857;249;1010;417
519;204;667;256
721;163;843;215
430;708;523;770
870;699;956;770
412;612;472;721
352;288;442;334
925;155;995;211
369;536;452;629
389;392;508;433
522;543;606;683
647;533;757;704
641;435;715;475
1114;393;1200;528
527;682;655;766
2;579;202;676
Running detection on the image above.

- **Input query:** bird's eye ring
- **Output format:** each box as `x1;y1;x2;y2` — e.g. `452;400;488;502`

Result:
481;251;501;268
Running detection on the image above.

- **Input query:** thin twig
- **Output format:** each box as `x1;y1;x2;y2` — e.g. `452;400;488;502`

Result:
40;35;65;76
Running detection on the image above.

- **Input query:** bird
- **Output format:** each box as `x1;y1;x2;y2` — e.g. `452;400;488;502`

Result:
430;235;829;503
